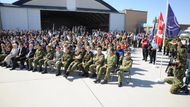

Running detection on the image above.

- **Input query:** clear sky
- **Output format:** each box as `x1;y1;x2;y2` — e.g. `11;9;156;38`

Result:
0;0;189;26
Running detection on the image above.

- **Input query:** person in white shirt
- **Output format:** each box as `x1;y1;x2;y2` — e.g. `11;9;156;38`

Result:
2;43;19;68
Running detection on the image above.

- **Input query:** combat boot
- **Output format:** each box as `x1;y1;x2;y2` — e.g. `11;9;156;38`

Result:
94;79;101;83
118;82;123;87
56;70;61;76
101;80;108;84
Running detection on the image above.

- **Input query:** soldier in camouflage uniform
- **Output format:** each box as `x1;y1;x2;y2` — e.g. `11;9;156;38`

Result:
164;39;171;56
94;48;117;84
89;46;105;78
117;52;133;87
28;44;44;72
164;41;187;94
40;46;54;73
78;46;94;77
64;46;86;78
55;46;73;76
47;46;63;73
169;39;177;58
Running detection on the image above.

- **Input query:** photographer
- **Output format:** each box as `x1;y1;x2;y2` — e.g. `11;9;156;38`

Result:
164;41;188;94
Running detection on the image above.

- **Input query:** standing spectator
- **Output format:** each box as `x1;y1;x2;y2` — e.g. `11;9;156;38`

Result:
141;37;149;61
149;40;158;64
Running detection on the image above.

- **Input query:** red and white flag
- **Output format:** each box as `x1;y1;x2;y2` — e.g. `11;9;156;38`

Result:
155;12;164;47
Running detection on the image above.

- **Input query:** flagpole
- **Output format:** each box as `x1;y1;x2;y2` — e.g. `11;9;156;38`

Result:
159;0;169;82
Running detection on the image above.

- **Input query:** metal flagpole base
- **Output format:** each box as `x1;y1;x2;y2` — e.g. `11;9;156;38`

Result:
154;63;164;83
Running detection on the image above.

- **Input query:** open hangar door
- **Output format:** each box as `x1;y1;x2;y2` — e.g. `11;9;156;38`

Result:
41;10;110;31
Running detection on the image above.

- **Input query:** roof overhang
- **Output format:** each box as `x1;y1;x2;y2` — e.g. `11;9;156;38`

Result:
12;0;118;13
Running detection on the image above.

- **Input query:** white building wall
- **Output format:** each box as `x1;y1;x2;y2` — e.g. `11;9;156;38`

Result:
67;0;76;11
27;8;41;30
109;13;125;32
0;7;41;30
1;7;28;30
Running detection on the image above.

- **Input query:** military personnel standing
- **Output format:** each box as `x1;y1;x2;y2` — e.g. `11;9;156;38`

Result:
28;44;44;72
55;46;73;76
164;39;171;56
64;46;86;78
164;41;187;94
169;39;177;58
40;46;54;73
89;46;105;78
78;46;93;77
94;48;117;84
117;52;133;87
176;41;187;66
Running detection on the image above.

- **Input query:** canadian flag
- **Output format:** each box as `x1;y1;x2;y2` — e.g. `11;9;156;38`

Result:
155;12;164;47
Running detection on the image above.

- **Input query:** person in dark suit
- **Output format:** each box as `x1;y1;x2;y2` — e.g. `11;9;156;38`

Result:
25;43;36;70
10;42;27;70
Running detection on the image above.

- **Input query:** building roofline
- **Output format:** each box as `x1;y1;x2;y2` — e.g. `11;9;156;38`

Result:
95;0;118;13
0;3;118;14
13;0;32;5
124;9;147;13
13;0;118;13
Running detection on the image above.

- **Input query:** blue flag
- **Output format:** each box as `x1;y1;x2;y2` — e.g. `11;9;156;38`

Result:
149;23;156;43
166;4;181;38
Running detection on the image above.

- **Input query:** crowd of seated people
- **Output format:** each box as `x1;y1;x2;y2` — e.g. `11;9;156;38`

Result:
0;27;136;87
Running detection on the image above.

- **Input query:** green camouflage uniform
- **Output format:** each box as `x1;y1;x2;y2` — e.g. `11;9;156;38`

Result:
164;39;171;55
28;49;44;71
164;46;187;94
47;51;63;71
66;51;86;74
78;51;94;74
89;53;105;76
39;50;54;71
117;57;133;83
97;54;117;81
169;42;177;57
55;51;73;74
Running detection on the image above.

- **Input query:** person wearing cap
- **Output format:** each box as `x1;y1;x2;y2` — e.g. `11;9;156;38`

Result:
89;46;105;78
28;43;44;71
78;45;94;77
117;52;133;87
64;46;86;78
94;48;117;84
55;46;73;76
40;46;54;73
